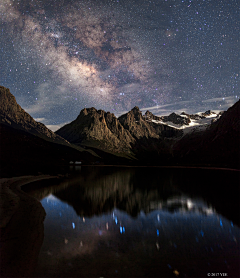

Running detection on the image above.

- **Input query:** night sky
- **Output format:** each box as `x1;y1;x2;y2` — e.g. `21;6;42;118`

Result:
0;0;239;130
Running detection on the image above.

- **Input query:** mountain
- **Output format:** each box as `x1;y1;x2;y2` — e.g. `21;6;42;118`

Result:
1;85;239;172
56;106;182;163
0;86;69;145
145;109;227;143
56;107;134;154
117;106;183;162
0;86;98;177
146;109;222;130
118;106;181;139
173;100;240;168
145;110;219;126
25;166;240;225
160;112;191;126
56;101;239;169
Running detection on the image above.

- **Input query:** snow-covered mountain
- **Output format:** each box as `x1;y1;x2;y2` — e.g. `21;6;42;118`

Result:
143;109;223;136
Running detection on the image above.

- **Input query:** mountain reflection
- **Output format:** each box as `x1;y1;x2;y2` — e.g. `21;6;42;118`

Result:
24;166;237;221
24;167;239;277
150;197;214;215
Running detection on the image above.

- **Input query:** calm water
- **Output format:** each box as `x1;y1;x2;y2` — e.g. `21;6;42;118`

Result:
24;167;240;277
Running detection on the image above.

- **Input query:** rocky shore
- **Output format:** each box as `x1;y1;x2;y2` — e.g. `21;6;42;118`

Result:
0;176;58;277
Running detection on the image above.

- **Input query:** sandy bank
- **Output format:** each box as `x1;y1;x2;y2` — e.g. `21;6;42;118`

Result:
0;175;59;278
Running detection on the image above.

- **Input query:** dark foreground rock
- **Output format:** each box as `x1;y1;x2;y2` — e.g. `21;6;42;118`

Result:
0;176;58;277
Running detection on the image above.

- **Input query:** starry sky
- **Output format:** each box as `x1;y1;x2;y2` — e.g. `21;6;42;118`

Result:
0;0;239;130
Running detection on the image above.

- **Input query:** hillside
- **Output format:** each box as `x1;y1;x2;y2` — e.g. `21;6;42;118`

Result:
173;100;240;169
0;86;68;145
0;86;99;177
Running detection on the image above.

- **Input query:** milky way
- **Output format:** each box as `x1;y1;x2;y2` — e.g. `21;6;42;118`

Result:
0;0;239;129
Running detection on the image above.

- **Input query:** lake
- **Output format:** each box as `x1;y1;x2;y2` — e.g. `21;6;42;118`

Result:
24;166;240;277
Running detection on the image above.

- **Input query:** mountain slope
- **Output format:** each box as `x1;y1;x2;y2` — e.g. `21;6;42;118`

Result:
56;106;183;164
0;86;99;177
56;107;134;154
173;100;240;169
0;86;68;145
118;106;181;139
0;123;99;177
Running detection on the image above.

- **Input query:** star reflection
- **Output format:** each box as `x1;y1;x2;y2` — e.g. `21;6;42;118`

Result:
24;167;240;277
37;193;240;277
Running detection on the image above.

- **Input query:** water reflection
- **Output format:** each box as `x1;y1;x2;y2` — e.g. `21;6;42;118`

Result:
24;167;240;277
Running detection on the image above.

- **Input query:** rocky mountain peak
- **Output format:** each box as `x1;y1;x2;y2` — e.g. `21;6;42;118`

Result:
0;86;31;124
145;110;153;118
201;110;216;117
169;112;177;117
118;106;144;125
180;111;202;120
56;106;134;153
144;110;162;121
161;112;191;126
0;86;68;145
118;106;181;141
132;106;140;113
79;107;101;117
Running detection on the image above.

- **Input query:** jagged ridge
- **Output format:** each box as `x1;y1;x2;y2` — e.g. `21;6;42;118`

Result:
0;86;68;145
56;107;134;153
56;106;182;155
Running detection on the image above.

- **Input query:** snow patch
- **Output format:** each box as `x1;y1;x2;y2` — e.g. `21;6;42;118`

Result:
151;112;222;136
180;114;189;118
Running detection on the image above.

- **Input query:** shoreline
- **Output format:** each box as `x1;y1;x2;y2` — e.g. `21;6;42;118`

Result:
0;175;59;278
78;164;240;172
0;175;60;228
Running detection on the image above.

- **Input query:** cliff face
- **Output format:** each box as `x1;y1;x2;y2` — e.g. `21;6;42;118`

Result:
56;107;135;153
0;86;68;145
56;106;181;156
144;110;162;121
118;106;160;140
